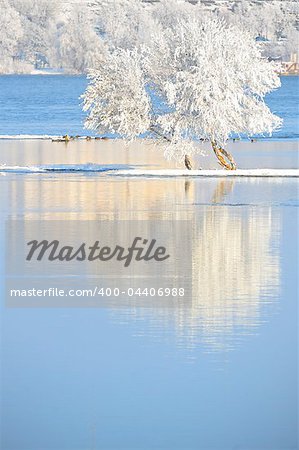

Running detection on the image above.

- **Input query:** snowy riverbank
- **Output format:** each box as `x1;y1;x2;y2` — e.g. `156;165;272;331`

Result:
0;165;298;177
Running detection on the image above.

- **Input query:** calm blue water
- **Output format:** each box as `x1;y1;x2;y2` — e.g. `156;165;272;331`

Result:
0;75;298;138
0;76;298;450
0;166;298;450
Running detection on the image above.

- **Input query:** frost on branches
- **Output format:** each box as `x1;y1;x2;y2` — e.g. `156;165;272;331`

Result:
83;17;282;170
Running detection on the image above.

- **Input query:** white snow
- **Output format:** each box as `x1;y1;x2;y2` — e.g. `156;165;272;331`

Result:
0;165;46;173
0;135;60;140
0;165;298;177
0;135;97;140
111;169;299;178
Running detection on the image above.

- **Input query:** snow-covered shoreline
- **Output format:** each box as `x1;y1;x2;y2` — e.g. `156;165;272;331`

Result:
0;164;298;177
0;135;60;140
112;169;299;178
0;135;298;142
0;135;92;140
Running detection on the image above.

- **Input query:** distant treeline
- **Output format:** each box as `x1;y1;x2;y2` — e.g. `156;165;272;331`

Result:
0;0;298;74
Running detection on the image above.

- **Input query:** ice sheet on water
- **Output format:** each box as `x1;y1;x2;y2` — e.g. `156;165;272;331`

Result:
0;164;133;173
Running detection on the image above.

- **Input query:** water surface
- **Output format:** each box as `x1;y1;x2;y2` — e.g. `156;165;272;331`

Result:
0;141;298;450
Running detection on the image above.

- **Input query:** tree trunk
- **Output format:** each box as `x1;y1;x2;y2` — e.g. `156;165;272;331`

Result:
211;141;236;170
184;154;192;170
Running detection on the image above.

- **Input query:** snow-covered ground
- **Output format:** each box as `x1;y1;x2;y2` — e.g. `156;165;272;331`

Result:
110;169;299;178
0;165;298;177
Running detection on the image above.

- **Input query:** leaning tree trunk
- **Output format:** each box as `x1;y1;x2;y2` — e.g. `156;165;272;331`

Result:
184;154;192;170
211;141;236;170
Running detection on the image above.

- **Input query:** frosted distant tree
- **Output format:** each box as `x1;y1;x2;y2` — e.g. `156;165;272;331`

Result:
11;0;58;68
216;1;298;60
151;0;198;28
58;4;105;73
284;28;299;60
94;0;154;51
0;0;23;71
83;17;282;170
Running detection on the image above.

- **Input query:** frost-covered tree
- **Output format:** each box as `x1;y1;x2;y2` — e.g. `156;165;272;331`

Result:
83;17;282;170
0;0;298;74
57;4;104;74
11;0;58;68
83;48;151;134
216;0;298;60
94;0;155;51
0;0;23;72
151;0;198;29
